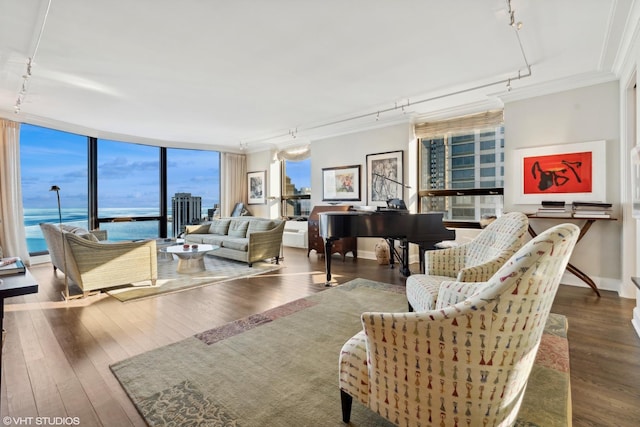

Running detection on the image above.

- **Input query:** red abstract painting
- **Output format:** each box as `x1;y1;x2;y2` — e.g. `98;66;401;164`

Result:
523;151;592;194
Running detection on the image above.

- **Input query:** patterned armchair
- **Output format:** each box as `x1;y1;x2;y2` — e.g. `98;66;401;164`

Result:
339;223;579;426
406;211;529;312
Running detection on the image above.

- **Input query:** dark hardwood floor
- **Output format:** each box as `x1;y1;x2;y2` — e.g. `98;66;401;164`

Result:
2;247;639;426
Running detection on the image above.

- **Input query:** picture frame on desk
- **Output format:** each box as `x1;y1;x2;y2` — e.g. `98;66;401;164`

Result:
513;140;606;204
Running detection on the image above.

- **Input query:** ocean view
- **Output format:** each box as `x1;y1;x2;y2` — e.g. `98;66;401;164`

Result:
25;207;205;253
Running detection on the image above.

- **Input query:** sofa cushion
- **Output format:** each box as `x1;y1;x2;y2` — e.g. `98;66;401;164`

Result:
221;237;249;251
247;220;276;236
228;220;249;238
209;219;231;235
200;235;225;246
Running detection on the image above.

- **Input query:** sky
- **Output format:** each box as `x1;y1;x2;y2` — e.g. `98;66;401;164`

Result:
20;124;221;211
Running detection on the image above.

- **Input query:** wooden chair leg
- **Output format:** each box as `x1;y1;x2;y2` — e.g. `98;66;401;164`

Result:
341;389;353;423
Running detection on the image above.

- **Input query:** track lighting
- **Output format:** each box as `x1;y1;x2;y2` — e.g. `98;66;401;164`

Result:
246;2;530;144
13;1;52;114
507;0;523;30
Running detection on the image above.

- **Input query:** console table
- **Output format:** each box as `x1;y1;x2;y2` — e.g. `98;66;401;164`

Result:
0;268;39;415
527;215;617;297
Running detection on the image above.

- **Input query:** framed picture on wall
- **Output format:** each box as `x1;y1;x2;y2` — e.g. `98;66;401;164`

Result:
366;150;404;207
322;165;361;201
513;140;606;204
247;170;266;205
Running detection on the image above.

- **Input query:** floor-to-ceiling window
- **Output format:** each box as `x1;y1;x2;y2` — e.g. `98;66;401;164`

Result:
20;123;221;253
281;157;311;218
96;139;161;241
167;148;220;237
20;125;88;253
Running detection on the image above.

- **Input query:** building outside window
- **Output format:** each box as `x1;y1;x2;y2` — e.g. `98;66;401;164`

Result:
417;111;504;221
166;147;220;236
280;151;311;218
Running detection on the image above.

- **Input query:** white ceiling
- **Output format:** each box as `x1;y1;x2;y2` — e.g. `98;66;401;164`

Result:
0;0;635;153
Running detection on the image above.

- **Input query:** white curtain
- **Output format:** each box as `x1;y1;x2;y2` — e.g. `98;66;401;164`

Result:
220;152;247;217
0;119;30;264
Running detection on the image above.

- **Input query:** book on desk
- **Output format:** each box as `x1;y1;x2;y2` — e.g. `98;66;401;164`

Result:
0;257;26;276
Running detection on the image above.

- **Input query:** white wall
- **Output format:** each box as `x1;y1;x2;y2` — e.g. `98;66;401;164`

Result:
503;81;622;293
616;2;640;332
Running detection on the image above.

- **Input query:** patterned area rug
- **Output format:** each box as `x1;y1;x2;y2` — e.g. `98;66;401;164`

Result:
106;254;282;302
110;278;570;426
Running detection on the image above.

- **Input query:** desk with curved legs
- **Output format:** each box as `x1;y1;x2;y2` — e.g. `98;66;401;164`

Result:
527;215;617;297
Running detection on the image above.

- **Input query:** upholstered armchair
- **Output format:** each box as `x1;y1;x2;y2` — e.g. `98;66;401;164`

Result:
339;223;579;426
40;222;157;295
406;211;529;312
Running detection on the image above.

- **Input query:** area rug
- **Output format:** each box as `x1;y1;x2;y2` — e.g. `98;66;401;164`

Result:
106;255;282;302
110;278;570;426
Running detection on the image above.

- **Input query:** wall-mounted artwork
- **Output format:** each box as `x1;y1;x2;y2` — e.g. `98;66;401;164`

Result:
513;140;606;204
247;170;266;205
366;150;404;207
322;165;361;201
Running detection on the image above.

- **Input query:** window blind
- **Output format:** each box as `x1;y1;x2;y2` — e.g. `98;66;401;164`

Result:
414;110;503;139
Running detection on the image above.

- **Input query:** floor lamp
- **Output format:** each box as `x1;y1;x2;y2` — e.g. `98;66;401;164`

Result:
50;185;72;301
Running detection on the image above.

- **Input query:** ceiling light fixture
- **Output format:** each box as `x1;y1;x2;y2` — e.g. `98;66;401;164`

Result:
14;0;52;114
507;0;523;30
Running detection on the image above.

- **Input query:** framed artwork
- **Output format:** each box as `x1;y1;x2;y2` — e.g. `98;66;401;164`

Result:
322;165;361;201
513;140;606;204
366;150;404;206
247;170;266;205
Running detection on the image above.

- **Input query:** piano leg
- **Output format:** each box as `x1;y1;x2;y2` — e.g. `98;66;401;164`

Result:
386;238;411;277
386;238;396;270
324;238;335;286
400;239;411;277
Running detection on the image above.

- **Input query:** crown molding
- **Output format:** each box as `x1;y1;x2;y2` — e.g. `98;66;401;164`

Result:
612;0;640;75
495;71;619;104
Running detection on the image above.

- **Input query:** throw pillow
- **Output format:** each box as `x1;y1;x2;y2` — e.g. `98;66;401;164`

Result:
79;233;100;242
228;220;249;238
209;219;231;235
247;220;275;236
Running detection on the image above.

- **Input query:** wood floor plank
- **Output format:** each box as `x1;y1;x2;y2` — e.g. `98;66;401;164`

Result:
2;247;639;426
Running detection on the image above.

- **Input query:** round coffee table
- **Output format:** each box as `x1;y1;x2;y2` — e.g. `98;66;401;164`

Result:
160;244;219;273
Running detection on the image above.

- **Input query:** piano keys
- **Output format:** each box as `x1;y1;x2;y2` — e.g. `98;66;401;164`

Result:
319;210;455;284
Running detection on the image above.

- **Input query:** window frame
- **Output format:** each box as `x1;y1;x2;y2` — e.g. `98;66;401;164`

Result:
416;114;505;221
280;158;311;219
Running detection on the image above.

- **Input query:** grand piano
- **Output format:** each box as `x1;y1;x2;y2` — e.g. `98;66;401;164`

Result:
319;210;455;284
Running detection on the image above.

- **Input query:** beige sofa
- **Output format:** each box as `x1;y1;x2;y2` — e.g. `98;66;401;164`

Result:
40;223;157;295
184;217;285;266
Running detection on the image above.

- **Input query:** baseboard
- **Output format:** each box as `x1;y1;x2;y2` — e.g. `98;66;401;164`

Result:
560;272;622;295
